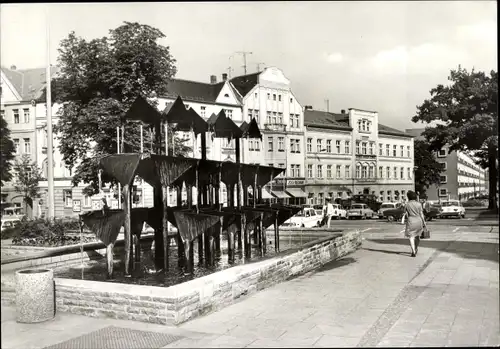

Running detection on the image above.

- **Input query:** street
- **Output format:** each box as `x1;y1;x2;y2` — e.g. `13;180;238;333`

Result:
2;216;498;348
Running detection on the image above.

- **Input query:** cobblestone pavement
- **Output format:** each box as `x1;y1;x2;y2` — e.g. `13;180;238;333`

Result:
1;221;498;348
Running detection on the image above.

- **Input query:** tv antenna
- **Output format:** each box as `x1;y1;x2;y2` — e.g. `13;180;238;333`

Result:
256;62;266;72
235;51;253;75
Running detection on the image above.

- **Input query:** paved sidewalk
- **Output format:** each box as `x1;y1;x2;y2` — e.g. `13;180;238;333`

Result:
2;224;498;348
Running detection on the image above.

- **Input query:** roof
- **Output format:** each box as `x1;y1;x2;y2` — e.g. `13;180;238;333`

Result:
304;109;352;131
405;128;426;140
1;66;59;101
229;72;260;97
378;124;412;138
163;78;225;103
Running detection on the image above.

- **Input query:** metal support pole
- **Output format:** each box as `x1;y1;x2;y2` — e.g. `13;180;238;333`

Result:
45;9;55;219
117;126;122;209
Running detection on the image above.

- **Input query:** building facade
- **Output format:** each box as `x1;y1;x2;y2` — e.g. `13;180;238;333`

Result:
406;128;487;201
304;108;415;206
234;67;307;205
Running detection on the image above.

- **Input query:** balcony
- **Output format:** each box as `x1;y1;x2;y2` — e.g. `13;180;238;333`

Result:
264;123;287;132
356;178;377;183
355;153;376;160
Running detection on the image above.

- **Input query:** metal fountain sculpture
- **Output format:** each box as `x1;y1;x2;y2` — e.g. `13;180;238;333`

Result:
79;95;301;279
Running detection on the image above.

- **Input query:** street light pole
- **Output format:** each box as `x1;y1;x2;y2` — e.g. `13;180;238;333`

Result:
45;7;55;219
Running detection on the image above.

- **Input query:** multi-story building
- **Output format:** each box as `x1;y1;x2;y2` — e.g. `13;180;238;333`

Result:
405;128;486;201
304;108;415;205
232;67;307;205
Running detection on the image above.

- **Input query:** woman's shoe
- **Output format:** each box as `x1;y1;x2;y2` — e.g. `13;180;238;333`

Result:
411;252;416;257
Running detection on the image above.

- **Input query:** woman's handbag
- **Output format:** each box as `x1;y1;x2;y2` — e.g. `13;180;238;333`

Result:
421;226;431;239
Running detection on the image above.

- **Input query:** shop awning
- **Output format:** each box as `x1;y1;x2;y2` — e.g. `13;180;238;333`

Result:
271;190;290;199
261;189;273;199
285;188;307;198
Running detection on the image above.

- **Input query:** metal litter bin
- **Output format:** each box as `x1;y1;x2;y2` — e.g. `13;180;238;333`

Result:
15;268;55;323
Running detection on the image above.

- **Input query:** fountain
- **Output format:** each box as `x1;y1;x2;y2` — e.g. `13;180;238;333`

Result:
79;95;301;279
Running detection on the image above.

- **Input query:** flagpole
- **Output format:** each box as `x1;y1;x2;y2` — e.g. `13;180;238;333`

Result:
46;7;55;219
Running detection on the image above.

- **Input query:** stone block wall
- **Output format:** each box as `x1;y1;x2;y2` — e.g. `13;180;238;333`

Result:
52;229;361;325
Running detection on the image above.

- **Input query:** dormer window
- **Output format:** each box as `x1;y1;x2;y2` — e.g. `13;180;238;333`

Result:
224;93;229;97
367;122;370;132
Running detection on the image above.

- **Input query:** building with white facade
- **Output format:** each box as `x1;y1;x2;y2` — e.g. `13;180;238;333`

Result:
405;128;486;201
304;108;415;205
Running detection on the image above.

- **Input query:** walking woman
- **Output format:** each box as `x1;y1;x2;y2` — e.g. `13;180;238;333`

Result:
404;191;427;257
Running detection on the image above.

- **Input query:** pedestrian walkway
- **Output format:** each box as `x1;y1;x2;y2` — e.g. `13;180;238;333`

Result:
1;224;498;348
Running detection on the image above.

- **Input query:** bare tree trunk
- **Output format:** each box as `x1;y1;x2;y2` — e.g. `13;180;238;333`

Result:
488;147;498;210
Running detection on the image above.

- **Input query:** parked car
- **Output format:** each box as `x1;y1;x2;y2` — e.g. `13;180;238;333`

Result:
424;203;442;221
440;200;466;218
378;202;401;218
282;207;322;228
382;206;405;222
347;204;375;220
1;218;21;232
331;204;347;219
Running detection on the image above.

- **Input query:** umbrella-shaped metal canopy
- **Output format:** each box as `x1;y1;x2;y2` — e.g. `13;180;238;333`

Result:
163;96;207;135
207;109;243;139
240;118;262;140
123;95;163;125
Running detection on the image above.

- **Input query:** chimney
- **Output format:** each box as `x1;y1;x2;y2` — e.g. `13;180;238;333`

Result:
10;65;16;70
210;75;217;84
222;73;228;81
341;109;346;114
304;105;313;110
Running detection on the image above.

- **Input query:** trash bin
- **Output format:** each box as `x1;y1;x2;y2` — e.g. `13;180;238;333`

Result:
15;268;55;323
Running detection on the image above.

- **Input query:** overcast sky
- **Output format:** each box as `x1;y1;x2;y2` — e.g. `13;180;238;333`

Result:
1;2;497;130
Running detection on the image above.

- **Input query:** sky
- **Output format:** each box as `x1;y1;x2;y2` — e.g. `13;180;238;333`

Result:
1;1;497;131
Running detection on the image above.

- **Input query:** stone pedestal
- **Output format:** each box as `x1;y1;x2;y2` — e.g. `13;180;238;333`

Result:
15;269;55;323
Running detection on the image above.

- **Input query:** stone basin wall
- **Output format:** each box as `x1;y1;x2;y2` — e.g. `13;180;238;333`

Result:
53;229;361;325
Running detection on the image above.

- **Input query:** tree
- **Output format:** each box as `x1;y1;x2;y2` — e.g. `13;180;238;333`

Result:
412;66;498;209
413;140;444;198
13;154;44;216
52;22;189;195
1;117;16;186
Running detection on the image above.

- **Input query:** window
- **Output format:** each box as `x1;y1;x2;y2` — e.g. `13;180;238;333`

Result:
278;137;284;151
326;165;332;178
317;139;322;153
345;165;350;178
278;95;281;102
326;140;332;153
307;138;312;152
291;164;301;177
317;165;323;178
379;143;383;156
362;120;366;131
63;190;73;207
400;167;404;179
356;165;361;178
336;165;341;178
255;93;258;98
392;145;397;157
386;144;390;156
407;168;411;179
336;140;341;153
294;114;300;128
393;167;398;179
268;137;273;151
290;98;293;103
439;188;447;196
224;109;233;119
407;146;411;158
307;164;313;178
440;175;447;183
400;145;404;157
200;106;206;118
318;193;324;205
13;109;19;124
437;149;447;157
362;165;368;178
345;141;350;154
367;121;371;132
386;166;390;178
290;139;300;153
1;110;4;118
362;142;367;155
277;112;283;124
369;143;374;155
356;141;360;154
23;138;30;154
273;94;276;101
267;93;270;100
13;139;19;154
266;111;271;123
441;162;447;170
83;195;91;207
272;112;277;124
369;166;374;178
379;166;383;178
23;108;30;123
253;109;259;122
337;192;343;198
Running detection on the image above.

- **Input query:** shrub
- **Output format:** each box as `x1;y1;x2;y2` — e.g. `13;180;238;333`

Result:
9;217;97;247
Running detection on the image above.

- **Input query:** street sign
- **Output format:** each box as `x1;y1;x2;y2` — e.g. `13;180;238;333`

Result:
73;199;81;213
